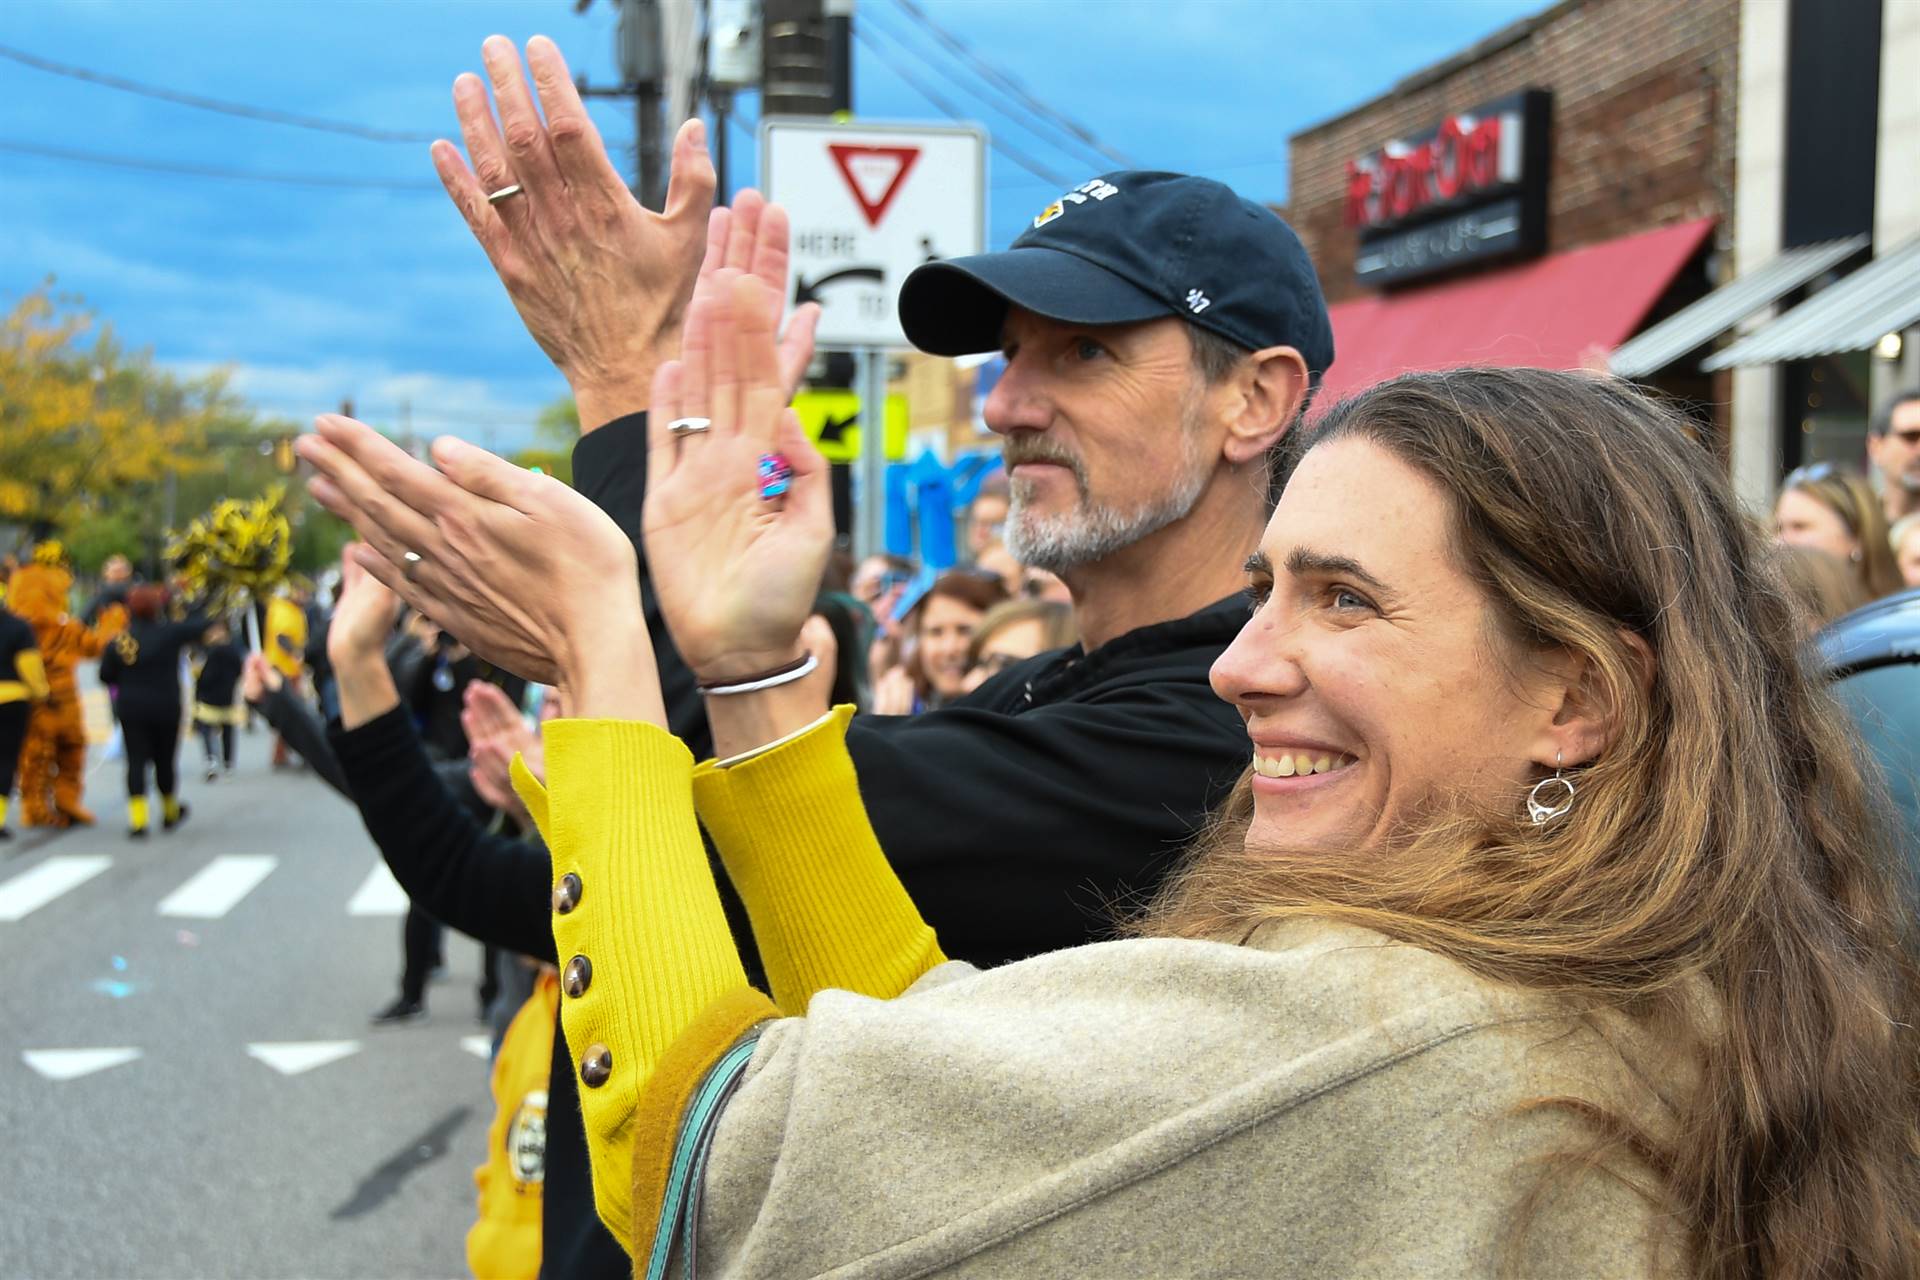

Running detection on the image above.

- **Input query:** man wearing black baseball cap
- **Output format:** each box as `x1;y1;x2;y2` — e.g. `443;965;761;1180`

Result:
899;170;1331;644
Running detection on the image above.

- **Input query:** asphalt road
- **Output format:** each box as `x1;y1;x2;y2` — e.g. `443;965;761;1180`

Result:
0;696;496;1279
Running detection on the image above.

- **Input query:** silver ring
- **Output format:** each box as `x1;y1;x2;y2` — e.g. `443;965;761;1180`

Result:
485;184;524;205
666;416;712;437
402;550;423;581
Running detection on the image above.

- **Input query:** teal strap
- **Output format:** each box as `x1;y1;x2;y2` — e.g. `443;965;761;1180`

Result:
644;1029;765;1280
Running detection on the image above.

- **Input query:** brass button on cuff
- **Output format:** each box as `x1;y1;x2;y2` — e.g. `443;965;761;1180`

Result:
563;954;592;998
552;873;582;915
580;1044;612;1088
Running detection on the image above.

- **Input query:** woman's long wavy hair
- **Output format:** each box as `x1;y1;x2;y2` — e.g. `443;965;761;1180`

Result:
1135;368;1920;1278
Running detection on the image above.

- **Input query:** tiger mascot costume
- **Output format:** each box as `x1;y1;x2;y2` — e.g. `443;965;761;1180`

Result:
7;543;126;826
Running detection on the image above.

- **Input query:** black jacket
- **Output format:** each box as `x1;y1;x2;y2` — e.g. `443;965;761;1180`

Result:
99;614;211;720
573;413;1249;962
194;643;244;708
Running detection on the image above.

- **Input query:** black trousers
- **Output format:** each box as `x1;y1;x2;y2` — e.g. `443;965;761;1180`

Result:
196;722;235;767
398;909;501;1009
0;701;28;798
121;710;181;798
400;906;442;1005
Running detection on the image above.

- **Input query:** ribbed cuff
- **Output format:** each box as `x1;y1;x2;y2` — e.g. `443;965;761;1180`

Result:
692;705;944;1013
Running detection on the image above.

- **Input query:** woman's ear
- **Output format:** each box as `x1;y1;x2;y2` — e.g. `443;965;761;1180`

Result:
1531;632;1653;770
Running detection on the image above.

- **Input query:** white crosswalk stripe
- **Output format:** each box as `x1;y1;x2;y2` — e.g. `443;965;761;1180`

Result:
22;1048;143;1081
0;855;113;922
157;855;279;918
246;1041;362;1076
345;860;409;916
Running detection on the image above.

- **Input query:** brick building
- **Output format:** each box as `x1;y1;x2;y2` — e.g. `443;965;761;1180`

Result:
1279;0;1920;509
1282;0;1740;428
1287;0;1737;308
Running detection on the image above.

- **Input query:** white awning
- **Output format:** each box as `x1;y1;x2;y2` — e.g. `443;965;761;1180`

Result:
1607;235;1865;379
1703;234;1920;370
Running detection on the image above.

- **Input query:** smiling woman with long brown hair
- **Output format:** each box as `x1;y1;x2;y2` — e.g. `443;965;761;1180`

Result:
1144;370;1920;1275
303;274;1920;1278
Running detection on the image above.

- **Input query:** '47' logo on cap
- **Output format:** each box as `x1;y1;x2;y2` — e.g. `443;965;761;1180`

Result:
1185;289;1212;314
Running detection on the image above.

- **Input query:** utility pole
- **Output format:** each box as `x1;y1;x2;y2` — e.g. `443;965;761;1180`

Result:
574;0;671;207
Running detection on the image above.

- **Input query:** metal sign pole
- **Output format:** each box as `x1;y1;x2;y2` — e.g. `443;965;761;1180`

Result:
856;346;889;561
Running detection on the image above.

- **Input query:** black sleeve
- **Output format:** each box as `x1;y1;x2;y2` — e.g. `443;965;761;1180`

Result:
257;684;352;796
570;414;711;756
845;677;1248;968
330;706;555;960
98;641;123;687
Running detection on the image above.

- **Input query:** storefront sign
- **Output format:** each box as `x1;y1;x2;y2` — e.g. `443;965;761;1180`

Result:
1345;90;1551;287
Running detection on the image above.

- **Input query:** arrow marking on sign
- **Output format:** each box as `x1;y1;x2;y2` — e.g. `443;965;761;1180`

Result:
816;411;859;446
793;265;885;307
828;144;922;228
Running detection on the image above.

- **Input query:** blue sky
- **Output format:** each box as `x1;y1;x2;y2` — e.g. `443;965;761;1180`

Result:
1;0;1543;449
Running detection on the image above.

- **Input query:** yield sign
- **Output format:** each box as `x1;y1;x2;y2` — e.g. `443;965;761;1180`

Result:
828;144;921;229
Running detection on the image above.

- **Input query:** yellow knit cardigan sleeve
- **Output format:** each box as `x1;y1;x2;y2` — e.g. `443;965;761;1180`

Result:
692;704;947;1013
512;719;767;1256
512;707;945;1260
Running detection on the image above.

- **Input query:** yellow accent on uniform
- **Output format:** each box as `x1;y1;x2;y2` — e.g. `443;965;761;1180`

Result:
17;650;49;701
264;596;308;681
467;969;561;1280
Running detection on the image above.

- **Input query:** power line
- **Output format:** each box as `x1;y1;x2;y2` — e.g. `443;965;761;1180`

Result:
861;6;1110;178
886;0;1133;170
0;139;444;193
0;42;441;144
852;23;1068;188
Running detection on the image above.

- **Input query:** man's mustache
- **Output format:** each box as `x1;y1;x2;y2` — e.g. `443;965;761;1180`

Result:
1002;438;1087;487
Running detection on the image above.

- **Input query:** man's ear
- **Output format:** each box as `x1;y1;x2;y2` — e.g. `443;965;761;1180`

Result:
1220;345;1309;467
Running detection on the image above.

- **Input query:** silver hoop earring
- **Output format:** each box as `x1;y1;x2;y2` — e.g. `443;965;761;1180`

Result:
1527;751;1575;826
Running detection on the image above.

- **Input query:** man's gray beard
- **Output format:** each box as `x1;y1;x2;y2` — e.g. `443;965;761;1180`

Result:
1003;420;1213;575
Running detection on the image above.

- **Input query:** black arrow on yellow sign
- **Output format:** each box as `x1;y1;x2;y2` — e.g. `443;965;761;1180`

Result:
816;410;859;447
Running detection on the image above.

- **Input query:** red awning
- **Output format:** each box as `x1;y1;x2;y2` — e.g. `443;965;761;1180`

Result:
1316;217;1716;404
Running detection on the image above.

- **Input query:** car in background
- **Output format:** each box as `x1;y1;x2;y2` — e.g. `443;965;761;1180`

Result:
1819;588;1920;858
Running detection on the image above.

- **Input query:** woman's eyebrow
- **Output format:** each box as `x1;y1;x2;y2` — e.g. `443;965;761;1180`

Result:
1284;547;1390;595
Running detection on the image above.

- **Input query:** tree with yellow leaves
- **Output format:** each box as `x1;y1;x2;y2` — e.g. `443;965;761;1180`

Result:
0;282;230;535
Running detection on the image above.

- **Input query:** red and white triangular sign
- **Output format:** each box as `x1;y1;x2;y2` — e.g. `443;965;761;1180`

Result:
828;144;921;229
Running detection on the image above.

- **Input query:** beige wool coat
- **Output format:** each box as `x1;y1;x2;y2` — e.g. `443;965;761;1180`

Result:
680;918;1694;1278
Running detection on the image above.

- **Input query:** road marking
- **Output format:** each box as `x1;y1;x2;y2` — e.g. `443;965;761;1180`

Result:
157;855;278;918
22;1047;142;1080
0;855;112;922
346;861;408;916
246;1040;363;1076
459;1035;492;1061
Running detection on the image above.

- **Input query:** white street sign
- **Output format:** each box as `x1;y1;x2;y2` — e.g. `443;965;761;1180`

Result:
761;118;986;349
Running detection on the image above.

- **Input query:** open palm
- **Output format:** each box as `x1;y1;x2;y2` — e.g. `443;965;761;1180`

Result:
642;271;833;682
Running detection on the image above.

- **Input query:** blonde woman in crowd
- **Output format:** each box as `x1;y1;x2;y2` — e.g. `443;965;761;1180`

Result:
960;598;1077;693
1774;462;1904;599
305;275;1919;1278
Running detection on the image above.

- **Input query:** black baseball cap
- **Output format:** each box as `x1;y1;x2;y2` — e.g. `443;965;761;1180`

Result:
899;171;1334;380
